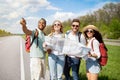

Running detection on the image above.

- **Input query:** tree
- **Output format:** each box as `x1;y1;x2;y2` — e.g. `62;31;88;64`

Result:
108;19;120;39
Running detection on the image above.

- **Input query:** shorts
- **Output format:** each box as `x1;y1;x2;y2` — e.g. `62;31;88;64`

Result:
86;58;101;74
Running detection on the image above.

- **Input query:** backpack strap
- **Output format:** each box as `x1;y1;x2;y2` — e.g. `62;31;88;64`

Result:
30;29;39;48
78;31;81;42
91;39;95;51
65;30;71;36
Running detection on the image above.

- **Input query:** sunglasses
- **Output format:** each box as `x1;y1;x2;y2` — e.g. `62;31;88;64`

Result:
54;24;61;26
86;30;94;33
72;25;79;27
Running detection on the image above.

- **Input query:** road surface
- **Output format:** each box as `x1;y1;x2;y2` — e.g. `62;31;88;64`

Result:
0;36;49;80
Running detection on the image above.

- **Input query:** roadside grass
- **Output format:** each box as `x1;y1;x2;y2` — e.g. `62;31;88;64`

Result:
79;45;120;80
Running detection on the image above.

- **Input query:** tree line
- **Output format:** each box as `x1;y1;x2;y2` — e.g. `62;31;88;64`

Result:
0;29;11;36
45;2;120;39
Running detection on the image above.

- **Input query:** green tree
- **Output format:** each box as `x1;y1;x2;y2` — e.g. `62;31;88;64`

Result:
108;19;120;39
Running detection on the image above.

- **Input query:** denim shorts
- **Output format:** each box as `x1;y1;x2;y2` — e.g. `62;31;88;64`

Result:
86;58;101;74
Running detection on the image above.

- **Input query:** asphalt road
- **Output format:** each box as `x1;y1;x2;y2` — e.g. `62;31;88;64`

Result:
0;36;49;80
0;36;30;80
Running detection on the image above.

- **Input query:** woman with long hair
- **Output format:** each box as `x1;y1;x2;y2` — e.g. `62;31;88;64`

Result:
43;20;65;80
82;25;107;80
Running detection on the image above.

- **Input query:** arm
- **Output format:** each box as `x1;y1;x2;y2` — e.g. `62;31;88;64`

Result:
88;52;98;58
91;40;101;59
80;34;87;45
43;42;51;54
20;18;32;35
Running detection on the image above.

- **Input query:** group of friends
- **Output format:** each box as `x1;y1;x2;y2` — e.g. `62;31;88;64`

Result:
20;18;107;80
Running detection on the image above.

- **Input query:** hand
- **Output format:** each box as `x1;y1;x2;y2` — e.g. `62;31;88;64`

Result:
20;18;26;26
88;53;92;57
88;52;92;57
47;49;51;54
35;29;39;37
43;42;47;48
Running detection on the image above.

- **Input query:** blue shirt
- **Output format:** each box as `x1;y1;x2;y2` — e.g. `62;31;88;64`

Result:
30;29;45;58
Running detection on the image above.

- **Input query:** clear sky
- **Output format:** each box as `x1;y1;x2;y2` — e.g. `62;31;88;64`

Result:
0;0;119;34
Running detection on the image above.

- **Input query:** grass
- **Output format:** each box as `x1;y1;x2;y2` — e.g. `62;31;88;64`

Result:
79;45;120;80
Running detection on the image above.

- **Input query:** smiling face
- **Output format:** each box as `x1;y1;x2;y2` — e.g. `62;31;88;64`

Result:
86;29;94;38
38;19;46;31
51;20;63;33
54;21;61;32
71;22;80;33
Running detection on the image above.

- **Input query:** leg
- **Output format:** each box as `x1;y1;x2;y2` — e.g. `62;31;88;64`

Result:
86;71;91;80
63;56;71;80
57;55;65;80
90;73;98;80
40;59;46;79
30;58;41;80
48;54;57;80
71;58;80;80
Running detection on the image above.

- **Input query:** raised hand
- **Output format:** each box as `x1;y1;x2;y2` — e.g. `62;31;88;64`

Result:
20;18;26;26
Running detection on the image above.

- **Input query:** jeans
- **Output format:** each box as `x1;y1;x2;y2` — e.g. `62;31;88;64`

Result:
64;56;81;80
48;53;65;80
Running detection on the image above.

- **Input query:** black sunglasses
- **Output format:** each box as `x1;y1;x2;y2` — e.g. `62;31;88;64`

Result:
54;24;61;26
72;25;79;27
86;30;94;33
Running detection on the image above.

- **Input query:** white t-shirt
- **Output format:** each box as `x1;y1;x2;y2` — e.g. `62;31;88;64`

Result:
87;37;101;60
65;31;86;58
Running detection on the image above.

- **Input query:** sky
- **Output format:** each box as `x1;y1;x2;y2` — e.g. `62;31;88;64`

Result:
0;0;119;34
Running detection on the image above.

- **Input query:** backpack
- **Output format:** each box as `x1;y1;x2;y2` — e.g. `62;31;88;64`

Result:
25;29;39;53
91;39;108;66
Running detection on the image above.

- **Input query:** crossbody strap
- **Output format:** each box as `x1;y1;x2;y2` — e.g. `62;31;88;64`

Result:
30;29;39;48
78;32;81;42
91;39;95;51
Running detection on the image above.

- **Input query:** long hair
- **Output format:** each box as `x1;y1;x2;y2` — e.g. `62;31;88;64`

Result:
51;20;63;33
83;25;108;51
93;30;108;51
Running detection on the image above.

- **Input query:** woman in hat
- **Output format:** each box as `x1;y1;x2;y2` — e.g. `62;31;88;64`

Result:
82;25;107;80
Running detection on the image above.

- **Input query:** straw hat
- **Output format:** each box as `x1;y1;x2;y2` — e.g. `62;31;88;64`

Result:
82;25;99;32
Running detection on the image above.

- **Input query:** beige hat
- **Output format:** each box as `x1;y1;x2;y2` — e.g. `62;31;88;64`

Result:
82;25;99;32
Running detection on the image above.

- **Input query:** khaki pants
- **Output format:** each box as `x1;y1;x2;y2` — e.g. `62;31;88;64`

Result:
30;58;46;80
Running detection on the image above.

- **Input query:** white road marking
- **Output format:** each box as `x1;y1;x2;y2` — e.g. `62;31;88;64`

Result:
20;38;25;80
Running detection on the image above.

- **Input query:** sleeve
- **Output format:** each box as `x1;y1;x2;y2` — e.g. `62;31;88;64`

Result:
93;40;101;59
80;34;86;45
